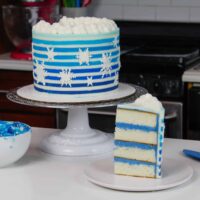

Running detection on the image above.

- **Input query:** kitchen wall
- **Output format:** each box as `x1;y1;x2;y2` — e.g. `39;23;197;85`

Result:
88;0;200;23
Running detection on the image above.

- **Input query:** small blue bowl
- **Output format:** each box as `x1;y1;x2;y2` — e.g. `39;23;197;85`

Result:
0;121;31;167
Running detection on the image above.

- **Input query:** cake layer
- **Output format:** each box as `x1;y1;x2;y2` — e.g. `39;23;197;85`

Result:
116;122;158;132
32;30;120;95
114;140;156;163
114;157;156;178
115;128;157;145
116;109;157;128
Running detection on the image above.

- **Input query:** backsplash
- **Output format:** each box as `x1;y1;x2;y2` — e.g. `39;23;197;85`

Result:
87;0;200;23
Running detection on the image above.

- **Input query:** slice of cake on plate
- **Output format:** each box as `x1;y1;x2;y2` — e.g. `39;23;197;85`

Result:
114;94;165;178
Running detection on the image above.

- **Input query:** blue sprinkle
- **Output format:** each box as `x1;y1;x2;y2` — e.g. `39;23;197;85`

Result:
159;150;162;155
159;157;162;162
0;120;30;137
161;126;164;132
160;135;163;140
159;172;161;176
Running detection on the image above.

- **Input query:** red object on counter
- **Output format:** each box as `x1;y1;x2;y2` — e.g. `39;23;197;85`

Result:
82;0;92;7
11;51;32;61
11;41;32;60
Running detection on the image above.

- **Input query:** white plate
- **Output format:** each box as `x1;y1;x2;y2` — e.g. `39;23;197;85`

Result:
84;158;193;191
17;83;135;103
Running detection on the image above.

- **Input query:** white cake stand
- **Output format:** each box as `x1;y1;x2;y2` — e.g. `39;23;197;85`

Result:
7;83;147;156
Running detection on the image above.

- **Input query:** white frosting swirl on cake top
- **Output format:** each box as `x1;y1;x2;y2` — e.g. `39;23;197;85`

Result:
133;93;163;113
118;93;163;113
33;17;118;34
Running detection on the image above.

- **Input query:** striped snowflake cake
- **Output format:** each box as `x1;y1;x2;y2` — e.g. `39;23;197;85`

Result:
114;94;165;178
32;17;120;95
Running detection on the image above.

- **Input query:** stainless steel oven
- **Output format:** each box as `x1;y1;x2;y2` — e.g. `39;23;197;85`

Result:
162;101;183;139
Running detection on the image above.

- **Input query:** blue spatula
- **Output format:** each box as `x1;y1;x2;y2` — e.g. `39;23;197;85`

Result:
183;149;200;161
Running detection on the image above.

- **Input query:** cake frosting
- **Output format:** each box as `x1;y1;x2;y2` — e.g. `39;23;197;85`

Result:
32;17;120;95
125;93;163;113
114;93;165;178
33;17;118;34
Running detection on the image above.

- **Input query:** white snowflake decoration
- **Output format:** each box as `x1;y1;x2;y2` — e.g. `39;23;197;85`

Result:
46;47;55;60
114;71;119;85
34;60;47;85
112;36;118;48
100;52;112;78
87;77;93;87
76;48;92;65
60;69;76;87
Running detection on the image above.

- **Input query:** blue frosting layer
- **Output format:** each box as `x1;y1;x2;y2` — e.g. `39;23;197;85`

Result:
114;157;156;167
116;122;158;132
34;85;118;94
34;80;114;88
32;37;119;45
115;140;157;151
33;50;120;60
33;64;119;74
39;72;116;81
33;59;119;67
0;121;31;137
33;45;116;53
32;30;119;39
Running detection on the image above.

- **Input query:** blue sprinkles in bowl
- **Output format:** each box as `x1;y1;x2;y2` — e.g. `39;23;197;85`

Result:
0;121;31;137
0;120;31;167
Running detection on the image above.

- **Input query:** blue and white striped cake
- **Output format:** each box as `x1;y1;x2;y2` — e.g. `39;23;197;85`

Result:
32;17;120;95
114;94;165;178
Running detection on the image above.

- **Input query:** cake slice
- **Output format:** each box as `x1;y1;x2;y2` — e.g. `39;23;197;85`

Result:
114;94;165;178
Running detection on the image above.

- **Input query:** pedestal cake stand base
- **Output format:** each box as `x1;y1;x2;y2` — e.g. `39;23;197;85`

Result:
42;108;113;156
7;83;147;156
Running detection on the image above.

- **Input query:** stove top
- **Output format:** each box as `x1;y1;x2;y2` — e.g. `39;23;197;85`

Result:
122;46;200;68
120;45;200;99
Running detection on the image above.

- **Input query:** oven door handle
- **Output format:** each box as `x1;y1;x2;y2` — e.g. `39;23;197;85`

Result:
165;111;177;120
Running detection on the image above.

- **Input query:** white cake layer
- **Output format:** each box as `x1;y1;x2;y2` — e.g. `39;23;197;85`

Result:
114;162;155;178
114;147;156;163
115;128;157;145
116;109;157;127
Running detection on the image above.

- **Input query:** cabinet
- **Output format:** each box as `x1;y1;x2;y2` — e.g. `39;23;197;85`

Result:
0;70;56;128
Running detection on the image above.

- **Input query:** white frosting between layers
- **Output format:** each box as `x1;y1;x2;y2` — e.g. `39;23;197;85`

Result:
119;93;163;113
33;17;118;34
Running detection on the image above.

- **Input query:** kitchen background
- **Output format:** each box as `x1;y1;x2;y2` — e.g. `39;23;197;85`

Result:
0;0;200;140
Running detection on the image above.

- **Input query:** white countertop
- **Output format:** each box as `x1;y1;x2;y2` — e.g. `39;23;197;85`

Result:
0;127;200;200
182;62;200;83
0;53;32;71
